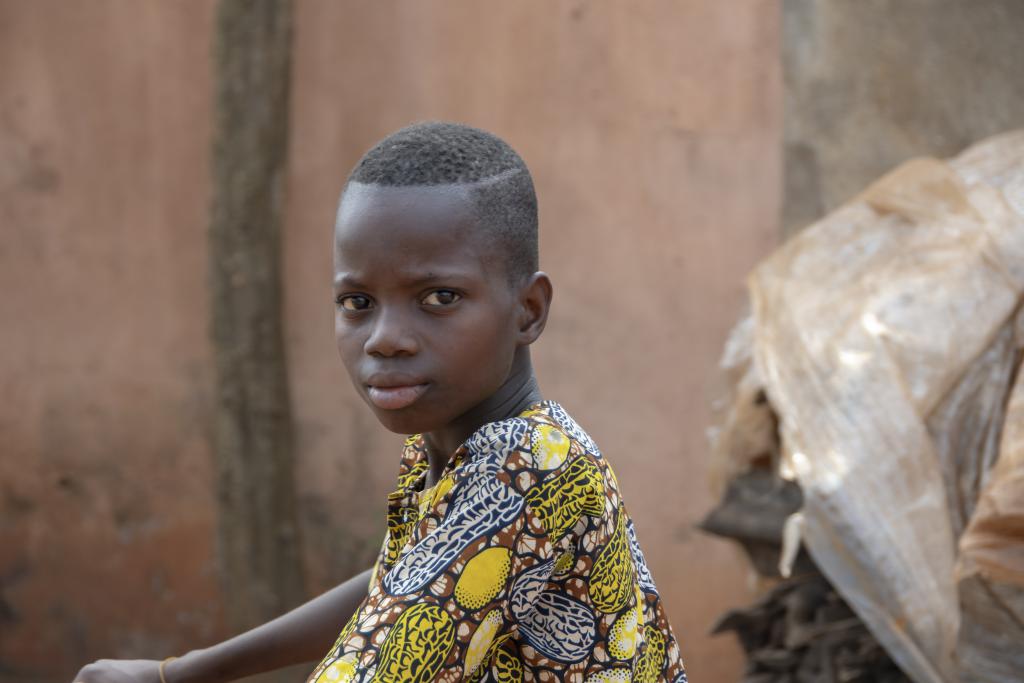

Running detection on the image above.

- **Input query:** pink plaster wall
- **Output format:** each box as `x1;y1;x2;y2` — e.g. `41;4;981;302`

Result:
0;1;222;675
1;2;780;681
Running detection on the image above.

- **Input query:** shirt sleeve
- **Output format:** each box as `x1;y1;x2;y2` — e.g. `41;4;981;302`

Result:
307;415;605;683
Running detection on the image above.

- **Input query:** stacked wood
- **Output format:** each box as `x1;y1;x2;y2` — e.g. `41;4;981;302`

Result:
710;572;910;683
698;469;806;578
701;470;911;683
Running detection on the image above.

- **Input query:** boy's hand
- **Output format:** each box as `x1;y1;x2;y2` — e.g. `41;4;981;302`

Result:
68;567;373;683
72;659;161;683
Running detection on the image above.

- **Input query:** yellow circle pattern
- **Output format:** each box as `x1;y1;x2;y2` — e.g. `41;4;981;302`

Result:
584;669;632;683
531;424;571;470
608;602;641;659
455;547;513;610
314;657;356;683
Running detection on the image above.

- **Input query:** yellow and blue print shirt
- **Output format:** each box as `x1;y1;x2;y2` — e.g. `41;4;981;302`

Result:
307;401;687;683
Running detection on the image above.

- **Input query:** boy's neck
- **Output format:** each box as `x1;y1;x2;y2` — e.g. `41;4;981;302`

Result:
422;348;543;486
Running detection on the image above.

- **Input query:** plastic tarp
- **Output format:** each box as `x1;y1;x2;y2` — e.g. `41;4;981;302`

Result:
954;337;1024;682
722;130;1024;683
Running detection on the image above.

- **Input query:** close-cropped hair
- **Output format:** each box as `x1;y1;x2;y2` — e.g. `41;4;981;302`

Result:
348;122;539;281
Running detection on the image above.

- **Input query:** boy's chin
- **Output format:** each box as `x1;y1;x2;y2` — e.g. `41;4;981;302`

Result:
367;405;437;436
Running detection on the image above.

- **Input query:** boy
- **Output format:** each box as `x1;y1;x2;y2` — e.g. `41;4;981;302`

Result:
74;123;687;683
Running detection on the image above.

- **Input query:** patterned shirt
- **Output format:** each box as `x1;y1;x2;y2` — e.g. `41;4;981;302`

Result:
307;401;687;683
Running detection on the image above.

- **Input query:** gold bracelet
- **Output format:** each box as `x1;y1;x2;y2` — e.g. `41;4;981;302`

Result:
159;656;177;683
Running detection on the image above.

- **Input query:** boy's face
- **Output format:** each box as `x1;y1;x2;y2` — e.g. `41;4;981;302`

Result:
333;183;523;436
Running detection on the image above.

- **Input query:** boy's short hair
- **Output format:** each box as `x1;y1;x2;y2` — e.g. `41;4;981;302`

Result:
348;122;539;281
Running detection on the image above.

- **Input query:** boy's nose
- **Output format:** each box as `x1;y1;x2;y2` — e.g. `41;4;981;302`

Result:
364;309;419;357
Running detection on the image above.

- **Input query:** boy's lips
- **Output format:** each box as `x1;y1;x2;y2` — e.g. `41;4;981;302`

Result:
364;382;428;409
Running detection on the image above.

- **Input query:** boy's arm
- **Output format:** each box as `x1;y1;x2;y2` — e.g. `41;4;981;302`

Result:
74;567;373;683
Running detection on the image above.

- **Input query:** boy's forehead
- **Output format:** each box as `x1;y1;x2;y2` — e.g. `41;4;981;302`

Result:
334;182;503;277
336;182;474;232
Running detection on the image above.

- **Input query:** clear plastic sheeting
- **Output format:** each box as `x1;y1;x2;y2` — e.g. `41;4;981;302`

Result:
727;130;1024;683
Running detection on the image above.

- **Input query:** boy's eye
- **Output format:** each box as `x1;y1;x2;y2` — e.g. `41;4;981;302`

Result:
336;294;373;311
421;290;462;306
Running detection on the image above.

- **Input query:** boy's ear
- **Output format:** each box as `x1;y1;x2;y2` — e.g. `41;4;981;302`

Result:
517;272;553;346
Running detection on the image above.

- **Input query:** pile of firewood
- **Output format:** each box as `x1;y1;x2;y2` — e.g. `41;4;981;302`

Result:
701;470;911;683
710;571;910;683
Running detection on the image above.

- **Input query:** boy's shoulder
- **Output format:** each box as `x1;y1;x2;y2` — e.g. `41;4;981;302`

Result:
455;401;622;543
463;400;603;467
